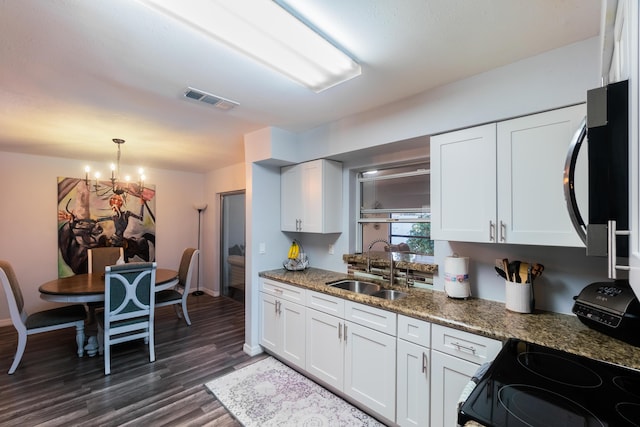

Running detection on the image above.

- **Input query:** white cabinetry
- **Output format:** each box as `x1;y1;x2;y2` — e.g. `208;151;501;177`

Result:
305;292;345;390
344;304;396;421
259;279;306;369
396;315;431;427
430;324;502;427
305;291;397;422
281;159;342;233
431;104;586;247
607;0;632;83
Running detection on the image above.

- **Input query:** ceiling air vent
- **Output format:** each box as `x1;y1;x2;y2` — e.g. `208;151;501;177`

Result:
184;87;239;111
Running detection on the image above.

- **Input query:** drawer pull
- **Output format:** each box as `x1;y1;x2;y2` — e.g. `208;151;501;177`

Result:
452;341;477;355
274;288;284;294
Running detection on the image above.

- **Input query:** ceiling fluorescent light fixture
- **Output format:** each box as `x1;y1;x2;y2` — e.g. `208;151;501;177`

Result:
138;0;361;92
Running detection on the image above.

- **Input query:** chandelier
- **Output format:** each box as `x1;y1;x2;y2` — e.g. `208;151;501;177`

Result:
84;138;145;196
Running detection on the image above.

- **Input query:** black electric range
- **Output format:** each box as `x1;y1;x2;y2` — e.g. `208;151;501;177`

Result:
458;338;640;426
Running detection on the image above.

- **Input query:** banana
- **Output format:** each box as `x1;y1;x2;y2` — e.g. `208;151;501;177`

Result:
292;242;299;259
288;241;299;259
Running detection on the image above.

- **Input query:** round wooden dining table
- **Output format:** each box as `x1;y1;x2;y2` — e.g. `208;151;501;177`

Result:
39;268;179;303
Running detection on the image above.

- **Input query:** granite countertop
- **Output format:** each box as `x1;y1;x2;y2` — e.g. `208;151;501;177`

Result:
259;267;640;371
343;252;438;273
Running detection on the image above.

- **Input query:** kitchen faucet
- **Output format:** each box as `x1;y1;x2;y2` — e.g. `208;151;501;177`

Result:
367;239;394;287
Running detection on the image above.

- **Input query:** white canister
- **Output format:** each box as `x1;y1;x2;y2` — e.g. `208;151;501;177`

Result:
444;255;471;298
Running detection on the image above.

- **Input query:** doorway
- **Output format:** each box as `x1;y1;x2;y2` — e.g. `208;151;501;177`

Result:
220;191;245;302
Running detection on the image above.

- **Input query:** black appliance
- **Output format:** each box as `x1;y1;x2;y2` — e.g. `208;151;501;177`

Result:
458;338;640;426
564;79;629;257
572;280;640;346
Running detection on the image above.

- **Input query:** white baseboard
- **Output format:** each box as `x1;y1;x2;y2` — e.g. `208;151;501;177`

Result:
243;343;263;356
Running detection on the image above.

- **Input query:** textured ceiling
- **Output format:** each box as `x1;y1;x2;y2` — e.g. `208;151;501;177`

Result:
0;0;601;172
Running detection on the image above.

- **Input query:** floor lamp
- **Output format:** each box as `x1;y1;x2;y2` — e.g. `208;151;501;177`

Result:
192;203;207;296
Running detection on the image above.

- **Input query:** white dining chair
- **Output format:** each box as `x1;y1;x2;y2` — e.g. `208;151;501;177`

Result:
0;260;86;374
155;248;198;326
97;262;156;375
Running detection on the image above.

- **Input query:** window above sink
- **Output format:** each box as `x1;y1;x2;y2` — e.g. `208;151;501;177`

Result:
358;162;432;255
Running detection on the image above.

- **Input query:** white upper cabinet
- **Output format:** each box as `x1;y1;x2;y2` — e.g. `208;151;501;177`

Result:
431;123;497;243
281;159;343;233
607;0;632;83
431;104;587;247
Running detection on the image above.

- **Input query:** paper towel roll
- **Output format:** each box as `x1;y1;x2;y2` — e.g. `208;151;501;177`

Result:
444;255;471;298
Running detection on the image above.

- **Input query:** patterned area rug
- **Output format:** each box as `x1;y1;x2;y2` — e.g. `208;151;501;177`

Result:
205;357;385;427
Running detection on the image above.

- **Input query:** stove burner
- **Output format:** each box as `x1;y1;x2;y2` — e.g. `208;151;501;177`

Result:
498;384;604;427
614;376;640;399
616;402;640;426
517;352;603;388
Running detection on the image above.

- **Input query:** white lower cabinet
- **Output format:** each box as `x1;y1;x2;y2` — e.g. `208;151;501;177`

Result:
430;324;502;426
430;350;479;427
259;280;306;370
344;321;396;421
262;281;503;427
305;291;397;422
306;308;344;389
396;315;431;427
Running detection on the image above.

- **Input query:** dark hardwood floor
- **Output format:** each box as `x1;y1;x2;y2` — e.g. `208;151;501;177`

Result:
0;294;265;426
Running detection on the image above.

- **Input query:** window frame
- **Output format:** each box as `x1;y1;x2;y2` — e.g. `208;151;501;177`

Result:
356;164;431;254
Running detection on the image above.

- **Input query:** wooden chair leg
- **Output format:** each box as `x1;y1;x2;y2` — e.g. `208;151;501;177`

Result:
8;332;27;374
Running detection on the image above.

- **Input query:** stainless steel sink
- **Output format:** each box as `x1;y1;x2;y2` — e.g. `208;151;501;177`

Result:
370;289;408;300
327;280;381;295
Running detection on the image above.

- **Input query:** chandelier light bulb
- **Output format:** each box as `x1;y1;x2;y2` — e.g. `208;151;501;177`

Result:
80;138;147;196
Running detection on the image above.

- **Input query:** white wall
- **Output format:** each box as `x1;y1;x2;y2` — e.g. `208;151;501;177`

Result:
298;38;600;157
0;151;204;324
243;161;288;355
243;37;605;329
203;162;246;295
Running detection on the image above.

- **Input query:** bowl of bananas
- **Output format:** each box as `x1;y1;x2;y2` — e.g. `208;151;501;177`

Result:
283;239;309;271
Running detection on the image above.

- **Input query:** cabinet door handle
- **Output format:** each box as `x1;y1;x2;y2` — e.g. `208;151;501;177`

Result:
338;322;342;340
453;341;477;355
422;352;428;374
344;324;348;343
500;220;506;242
607;219;631;279
298;219;302;231
276;300;281;315
489;221;495;241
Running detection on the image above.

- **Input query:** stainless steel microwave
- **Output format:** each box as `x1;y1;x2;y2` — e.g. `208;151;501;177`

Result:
564;79;629;258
